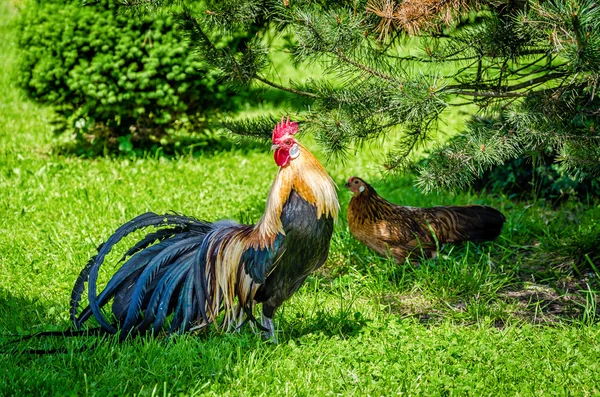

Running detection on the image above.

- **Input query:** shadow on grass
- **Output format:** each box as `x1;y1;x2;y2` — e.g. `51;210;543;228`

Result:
52;129;266;159
0;291;68;337
278;308;369;341
0;290;93;356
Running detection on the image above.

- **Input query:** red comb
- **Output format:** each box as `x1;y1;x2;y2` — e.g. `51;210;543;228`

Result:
272;116;298;143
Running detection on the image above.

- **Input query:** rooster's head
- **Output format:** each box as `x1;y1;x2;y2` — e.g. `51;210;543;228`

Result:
344;176;369;195
271;116;299;167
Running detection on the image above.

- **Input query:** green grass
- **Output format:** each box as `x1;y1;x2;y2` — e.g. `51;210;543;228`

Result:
1;1;600;395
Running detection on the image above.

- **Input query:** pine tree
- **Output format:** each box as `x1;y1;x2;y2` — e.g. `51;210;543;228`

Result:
124;0;600;192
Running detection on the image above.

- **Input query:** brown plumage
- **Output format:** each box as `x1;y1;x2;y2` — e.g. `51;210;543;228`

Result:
345;177;505;263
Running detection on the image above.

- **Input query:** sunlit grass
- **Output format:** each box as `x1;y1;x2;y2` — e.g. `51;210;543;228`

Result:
1;1;600;395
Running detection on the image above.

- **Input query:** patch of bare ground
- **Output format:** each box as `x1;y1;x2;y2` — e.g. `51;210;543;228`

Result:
500;234;600;325
376;278;598;327
499;283;578;323
378;292;444;324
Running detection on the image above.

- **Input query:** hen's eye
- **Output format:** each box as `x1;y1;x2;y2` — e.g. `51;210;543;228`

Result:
354;180;359;184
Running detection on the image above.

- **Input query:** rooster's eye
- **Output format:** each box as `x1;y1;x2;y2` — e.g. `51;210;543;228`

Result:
285;139;292;145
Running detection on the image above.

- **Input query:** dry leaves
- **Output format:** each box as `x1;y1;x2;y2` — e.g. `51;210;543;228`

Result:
366;0;475;39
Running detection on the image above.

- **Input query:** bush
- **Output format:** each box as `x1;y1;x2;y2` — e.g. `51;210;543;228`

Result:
17;0;236;154
472;151;600;202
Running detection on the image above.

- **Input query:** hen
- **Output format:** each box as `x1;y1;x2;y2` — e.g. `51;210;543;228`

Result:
70;118;339;341
345;177;505;263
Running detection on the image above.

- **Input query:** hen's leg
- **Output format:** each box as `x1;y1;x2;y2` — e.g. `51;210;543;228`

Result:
390;247;409;265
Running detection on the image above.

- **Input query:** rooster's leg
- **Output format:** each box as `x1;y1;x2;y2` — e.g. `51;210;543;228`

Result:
261;304;277;343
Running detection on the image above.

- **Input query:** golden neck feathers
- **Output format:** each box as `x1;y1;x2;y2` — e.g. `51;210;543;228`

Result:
254;144;339;245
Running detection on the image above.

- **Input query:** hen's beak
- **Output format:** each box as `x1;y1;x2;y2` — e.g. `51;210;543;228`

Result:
271;144;280;151
343;182;351;188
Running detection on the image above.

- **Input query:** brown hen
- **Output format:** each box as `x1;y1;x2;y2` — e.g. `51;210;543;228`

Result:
345;177;505;264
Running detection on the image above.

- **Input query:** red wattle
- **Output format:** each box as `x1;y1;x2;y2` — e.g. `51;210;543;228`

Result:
274;149;290;167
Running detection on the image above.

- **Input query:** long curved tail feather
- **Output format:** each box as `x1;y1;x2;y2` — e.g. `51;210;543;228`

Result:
71;212;216;337
70;213;273;340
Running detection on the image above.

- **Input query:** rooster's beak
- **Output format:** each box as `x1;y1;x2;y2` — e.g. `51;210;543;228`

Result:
271;144;280;151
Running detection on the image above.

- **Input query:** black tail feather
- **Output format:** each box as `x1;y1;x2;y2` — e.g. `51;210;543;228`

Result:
69;245;102;324
70;213;271;340
119;237;204;339
71;212;212;334
170;258;197;334
75;237;185;328
2;327;112;355
449;205;506;243
133;251;196;339
120;227;185;261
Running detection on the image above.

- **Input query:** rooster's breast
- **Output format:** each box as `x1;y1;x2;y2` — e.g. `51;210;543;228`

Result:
254;190;334;306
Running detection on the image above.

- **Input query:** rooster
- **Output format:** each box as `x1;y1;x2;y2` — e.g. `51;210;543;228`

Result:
70;118;339;341
345;177;505;263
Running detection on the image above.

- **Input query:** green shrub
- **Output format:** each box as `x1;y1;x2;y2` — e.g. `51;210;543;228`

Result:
472;151;600;202
17;0;236;154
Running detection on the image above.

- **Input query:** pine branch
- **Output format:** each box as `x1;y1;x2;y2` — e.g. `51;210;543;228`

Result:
220;115;281;141
502;72;568;91
298;15;400;83
507;54;553;77
450;91;528;98
332;49;399;83
447;72;569;97
124;0;600;192
254;75;318;98
179;8;316;99
388;54;479;63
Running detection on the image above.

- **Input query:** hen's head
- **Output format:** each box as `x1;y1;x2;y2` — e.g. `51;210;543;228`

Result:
344;176;369;196
272;116;299;167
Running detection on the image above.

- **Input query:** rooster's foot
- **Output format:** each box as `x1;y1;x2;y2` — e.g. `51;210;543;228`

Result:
261;313;277;344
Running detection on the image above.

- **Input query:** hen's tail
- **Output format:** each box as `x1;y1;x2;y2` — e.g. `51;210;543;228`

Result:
70;212;246;340
434;205;506;244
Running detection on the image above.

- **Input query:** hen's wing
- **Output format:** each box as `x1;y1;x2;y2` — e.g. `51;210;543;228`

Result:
378;205;441;258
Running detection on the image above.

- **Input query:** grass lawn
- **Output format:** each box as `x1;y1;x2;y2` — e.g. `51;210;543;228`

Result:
1;1;599;396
